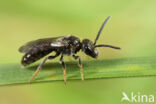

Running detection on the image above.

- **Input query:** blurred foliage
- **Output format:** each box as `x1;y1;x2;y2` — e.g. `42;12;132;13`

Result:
0;0;156;104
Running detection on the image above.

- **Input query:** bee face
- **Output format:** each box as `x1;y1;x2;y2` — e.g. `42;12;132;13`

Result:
82;39;98;58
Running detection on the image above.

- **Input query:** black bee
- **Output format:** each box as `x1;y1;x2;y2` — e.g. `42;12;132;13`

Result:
19;16;121;84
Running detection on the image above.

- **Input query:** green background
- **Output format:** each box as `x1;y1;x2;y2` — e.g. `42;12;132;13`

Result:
0;0;156;104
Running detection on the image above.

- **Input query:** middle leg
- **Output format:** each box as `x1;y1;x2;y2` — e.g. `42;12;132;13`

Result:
73;55;84;80
60;54;67;85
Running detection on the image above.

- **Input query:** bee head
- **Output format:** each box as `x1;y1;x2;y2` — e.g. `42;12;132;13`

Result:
82;39;98;58
81;16;121;58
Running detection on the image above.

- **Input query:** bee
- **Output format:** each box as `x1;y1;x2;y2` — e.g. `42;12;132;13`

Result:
19;16;121;84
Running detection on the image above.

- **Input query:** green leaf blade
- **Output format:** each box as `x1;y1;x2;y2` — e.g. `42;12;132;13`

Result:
0;57;156;86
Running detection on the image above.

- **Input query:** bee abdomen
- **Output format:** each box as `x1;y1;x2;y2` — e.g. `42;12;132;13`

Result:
21;49;53;66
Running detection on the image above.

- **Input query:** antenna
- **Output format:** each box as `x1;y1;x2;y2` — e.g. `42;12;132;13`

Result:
95;44;121;49
94;16;111;45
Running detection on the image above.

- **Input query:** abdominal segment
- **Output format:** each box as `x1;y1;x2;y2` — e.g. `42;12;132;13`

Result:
21;49;53;66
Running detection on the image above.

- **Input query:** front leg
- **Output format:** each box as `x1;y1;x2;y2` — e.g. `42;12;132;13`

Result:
60;54;67;85
73;55;84;81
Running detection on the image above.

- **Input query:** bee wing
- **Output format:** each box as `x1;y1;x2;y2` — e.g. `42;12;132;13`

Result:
19;41;34;53
19;37;66;53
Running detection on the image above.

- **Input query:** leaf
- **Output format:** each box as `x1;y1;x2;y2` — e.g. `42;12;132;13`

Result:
0;57;156;86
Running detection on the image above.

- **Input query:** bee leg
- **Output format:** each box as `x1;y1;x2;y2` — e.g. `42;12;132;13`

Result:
29;57;48;84
60;54;67;85
73;55;84;81
29;54;59;84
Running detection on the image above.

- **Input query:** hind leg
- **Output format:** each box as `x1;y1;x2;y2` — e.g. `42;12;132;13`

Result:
29;53;59;84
